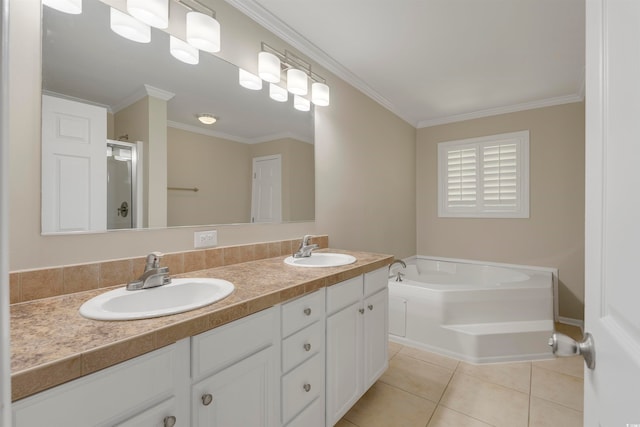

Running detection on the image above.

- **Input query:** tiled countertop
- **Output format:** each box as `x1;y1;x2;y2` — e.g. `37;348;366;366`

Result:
10;249;393;401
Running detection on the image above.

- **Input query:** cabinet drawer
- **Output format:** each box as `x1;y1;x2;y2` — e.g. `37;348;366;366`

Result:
282;320;324;373
285;396;324;427
281;289;325;338
281;353;324;424
326;275;362;315
192;307;277;380
364;266;388;296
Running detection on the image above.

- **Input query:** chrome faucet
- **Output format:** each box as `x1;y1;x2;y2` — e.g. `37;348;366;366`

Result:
126;252;171;291
389;259;407;282
293;234;319;258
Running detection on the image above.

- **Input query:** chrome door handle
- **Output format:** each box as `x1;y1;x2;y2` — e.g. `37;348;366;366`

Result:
303;307;311;316
548;332;595;369
201;393;213;406
164;416;177;427
303;343;311;352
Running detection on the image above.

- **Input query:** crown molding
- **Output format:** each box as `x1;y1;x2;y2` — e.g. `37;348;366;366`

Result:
417;93;585;128
167;120;312;144
111;85;176;113
223;0;415;126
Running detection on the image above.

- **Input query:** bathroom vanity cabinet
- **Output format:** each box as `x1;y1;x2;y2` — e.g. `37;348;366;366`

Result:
12;267;389;427
325;268;389;427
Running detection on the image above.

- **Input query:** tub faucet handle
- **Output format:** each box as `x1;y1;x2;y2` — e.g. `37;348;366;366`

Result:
395;272;405;282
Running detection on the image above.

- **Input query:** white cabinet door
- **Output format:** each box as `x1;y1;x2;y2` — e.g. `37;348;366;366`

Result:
325;300;363;426
363;288;388;390
192;346;278;427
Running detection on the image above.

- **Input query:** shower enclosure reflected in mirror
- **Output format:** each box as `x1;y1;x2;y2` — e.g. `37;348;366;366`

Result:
41;0;315;234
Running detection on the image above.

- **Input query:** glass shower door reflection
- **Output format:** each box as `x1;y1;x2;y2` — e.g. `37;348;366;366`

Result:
107;141;136;230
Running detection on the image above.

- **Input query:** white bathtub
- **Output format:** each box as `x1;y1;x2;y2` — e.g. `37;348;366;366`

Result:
388;257;555;363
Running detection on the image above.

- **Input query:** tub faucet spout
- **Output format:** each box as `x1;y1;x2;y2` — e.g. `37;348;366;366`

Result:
389;259;407;282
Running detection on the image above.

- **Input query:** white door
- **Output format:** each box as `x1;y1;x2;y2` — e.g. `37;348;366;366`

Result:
583;0;640;424
41;95;107;232
251;155;282;223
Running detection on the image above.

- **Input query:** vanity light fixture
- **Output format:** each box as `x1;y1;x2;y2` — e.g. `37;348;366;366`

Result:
42;0;82;14
238;69;263;91
258;52;281;83
196;114;217;124
110;7;151;44
293;95;311;112
127;0;169;29
269;84;288;102
252;42;331;108
170;35;199;65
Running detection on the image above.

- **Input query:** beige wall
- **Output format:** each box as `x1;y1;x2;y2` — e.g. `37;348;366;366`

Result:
315;77;417;259
250;138;315;222
167;127;251;225
9;0;416;271
416;102;585;320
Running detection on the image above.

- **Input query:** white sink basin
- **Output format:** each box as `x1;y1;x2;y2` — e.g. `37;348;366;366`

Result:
284;253;357;268
79;278;234;321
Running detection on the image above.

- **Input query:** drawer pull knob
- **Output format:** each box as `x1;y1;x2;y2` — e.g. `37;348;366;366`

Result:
303;307;312;316
303;383;311;392
359;308;365;314
202;393;213;406
303;343;311;352
368;304;374;311
164;416;177;427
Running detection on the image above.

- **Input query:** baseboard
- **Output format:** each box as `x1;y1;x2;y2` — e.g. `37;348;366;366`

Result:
557;316;584;332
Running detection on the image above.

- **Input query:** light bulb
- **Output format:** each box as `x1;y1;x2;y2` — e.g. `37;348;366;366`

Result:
311;82;330;106
294;95;310;112
197;114;217;125
42;0;82;14
238;69;263;90
170;36;199;65
127;0;169;29
258;52;281;83
186;12;220;53
287;68;308;95
269;84;288;102
110;7;151;44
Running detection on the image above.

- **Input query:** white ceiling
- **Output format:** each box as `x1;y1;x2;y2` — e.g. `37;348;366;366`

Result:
227;0;585;127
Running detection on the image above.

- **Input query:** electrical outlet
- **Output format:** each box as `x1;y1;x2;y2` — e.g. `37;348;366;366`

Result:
194;230;218;248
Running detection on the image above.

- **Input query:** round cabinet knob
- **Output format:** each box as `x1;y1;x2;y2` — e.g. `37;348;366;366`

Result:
303;307;312;316
201;393;213;406
164;416;177;427
303;383;311;392
303;343;311;352
359;308;365;314
368;304;374;311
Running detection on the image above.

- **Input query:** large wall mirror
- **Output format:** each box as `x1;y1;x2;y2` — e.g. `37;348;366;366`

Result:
41;0;315;234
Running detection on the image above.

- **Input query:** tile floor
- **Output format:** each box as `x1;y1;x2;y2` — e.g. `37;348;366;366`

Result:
337;324;584;427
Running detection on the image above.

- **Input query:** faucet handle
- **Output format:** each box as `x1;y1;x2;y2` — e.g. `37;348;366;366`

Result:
145;252;164;269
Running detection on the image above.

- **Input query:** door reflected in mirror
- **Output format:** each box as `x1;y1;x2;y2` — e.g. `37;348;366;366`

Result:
41;0;315;234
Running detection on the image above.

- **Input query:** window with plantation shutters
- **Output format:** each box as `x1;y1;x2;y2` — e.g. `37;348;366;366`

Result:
438;130;529;218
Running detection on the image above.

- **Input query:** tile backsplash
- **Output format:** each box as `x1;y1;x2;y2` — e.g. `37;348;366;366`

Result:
9;235;329;304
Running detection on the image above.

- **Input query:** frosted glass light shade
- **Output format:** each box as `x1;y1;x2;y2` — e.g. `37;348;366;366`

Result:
42;0;82;14
127;0;168;29
294;95;310;112
197;114;217;124
170;36;199;65
311;82;330;106
287;68;308;95
269;84;288;102
186;12;220;53
110;8;151;44
238;69;263;90
258;52;281;83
